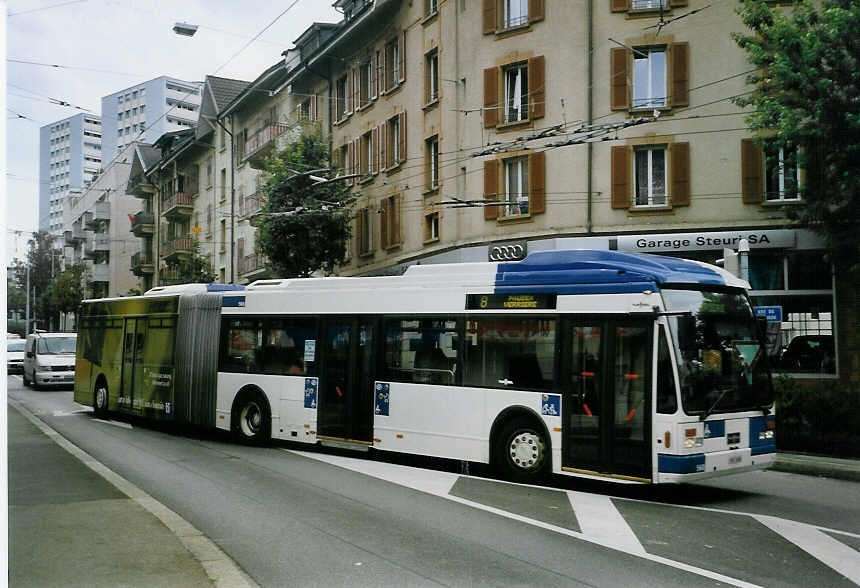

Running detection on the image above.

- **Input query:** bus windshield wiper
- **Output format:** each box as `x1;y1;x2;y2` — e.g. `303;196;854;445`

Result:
700;388;730;421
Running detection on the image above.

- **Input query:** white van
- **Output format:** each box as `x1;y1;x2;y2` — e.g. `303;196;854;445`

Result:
23;332;77;388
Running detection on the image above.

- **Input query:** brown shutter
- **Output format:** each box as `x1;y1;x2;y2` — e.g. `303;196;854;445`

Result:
611;0;629;12
529;151;546;214
528;56;545;119
347;141;355;184
484;159;500;220
611;146;631;209
354;68;361;110
369;59;376;101
424;52;431;103
669;0;688;7
393;195;401;245
671;42;689;108
741;139;763;204
356;208;365;254
380;198;390;248
483;67;499;127
483;0;497;34
372;126;379;173
375;51;382;97
529;0;545;22
398;112;407;163
398;30;406;83
360;136;368;175
670;142;690;207
610;48;629;111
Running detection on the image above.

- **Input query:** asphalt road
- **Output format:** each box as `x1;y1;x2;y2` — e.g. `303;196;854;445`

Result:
8;376;860;587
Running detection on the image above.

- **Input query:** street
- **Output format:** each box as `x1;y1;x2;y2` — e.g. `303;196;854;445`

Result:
8;375;860;587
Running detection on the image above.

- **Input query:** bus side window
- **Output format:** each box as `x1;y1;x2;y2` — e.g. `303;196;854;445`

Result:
657;326;678;414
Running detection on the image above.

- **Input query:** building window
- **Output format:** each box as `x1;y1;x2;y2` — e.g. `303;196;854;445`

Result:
384;35;403;91
299;99;311;122
220;168;227;201
424;211;440;242
503;0;528;28
503;62;528;123
426;135;439;189
359;60;373;107
634;146;667;206
380;194;401;249
206;159;213;187
765;144;800;201
425;0;438;17
386;113;406;168
425;49;439;104
360;131;373;177
633;47;667;109
504;156;529;216
336;75;348;121
357;206;373;256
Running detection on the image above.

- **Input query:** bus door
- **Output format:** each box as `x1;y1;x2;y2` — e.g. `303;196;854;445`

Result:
121;317;147;412
563;320;652;480
317;318;376;443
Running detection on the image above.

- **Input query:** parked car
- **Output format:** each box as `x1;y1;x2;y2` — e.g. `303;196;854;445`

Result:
23;332;77;389
7;338;26;373
778;335;835;373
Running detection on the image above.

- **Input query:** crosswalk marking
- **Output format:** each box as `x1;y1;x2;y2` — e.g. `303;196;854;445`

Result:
755;515;860;585
568;491;646;555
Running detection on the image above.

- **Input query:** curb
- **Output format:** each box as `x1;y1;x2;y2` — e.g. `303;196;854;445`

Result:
9;399;258;588
771;453;860;483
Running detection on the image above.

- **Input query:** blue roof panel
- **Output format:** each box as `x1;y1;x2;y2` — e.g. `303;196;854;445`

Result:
494;250;725;294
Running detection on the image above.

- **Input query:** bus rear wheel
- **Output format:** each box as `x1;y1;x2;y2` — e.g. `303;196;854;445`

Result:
232;390;271;446
93;382;108;417
495;417;550;483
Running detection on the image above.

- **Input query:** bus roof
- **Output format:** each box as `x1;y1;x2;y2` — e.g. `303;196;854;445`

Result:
144;283;246;296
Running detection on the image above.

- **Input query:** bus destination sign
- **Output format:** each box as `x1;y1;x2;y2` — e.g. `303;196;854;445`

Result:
466;293;556;310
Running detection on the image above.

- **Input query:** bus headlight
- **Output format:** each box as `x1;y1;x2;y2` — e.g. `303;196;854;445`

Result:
758;430;774;440
684;428;703;448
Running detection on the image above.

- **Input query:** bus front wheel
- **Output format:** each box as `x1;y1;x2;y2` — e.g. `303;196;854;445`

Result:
494;417;550;483
232;390;271;446
93;382;108;417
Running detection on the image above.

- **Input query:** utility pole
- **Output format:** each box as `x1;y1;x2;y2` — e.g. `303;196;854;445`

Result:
25;259;30;335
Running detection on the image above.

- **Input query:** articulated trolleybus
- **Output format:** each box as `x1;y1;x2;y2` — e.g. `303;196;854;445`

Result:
74;250;775;484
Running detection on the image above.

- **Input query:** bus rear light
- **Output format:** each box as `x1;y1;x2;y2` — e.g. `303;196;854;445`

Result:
396;433;404;439
664;431;671;448
766;420;775;430
553;427;562;432
685;428;697;437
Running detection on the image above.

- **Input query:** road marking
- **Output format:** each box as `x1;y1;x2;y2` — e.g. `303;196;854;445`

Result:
93;418;133;429
287;449;760;588
567;491;646;555
755;515;860;585
53;408;91;417
9;398;257;588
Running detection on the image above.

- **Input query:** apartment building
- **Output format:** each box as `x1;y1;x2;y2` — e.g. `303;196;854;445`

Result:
118;1;852;383
101;76;203;164
38;113;103;243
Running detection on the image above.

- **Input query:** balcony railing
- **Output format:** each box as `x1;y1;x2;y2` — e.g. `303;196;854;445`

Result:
241;122;290;169
239;253;269;277
240;191;266;218
161;192;194;218
131;251;154;275
90;263;110;282
161;237;194;259
64;226;86;245
93;235;111;252
131;211;155;236
128;171;156;197
92;200;111;222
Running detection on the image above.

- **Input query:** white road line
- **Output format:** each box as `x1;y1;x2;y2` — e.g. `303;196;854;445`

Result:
93;418;133;429
755;515;860;585
568;491;646;555
287;449;759;588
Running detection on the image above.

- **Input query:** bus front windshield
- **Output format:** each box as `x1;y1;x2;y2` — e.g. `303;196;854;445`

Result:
663;289;772;416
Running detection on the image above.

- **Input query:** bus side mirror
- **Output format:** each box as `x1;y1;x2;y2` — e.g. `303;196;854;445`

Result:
676;317;696;351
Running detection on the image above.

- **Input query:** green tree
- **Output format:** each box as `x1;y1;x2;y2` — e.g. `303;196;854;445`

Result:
50;264;86;316
256;124;355;278
16;232;63;330
7;260;26;314
733;0;860;274
163;240;217;285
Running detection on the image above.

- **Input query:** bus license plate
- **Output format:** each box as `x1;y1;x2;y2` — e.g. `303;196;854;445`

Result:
729;455;742;465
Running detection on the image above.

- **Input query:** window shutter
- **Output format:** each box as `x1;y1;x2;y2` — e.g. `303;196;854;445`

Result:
356;208;366;254
484;159;500;220
483;67;499;127
360;137;367;175
741;139;763;204
425;53;431;103
310;95;318;121
372;127;379;174
610;48;629;111
347;141;355;184
393;195;401;245
671;42;689;108
381;123;388;169
611;0;629;12
611;146;631;209
375;51;382;97
398;30;406;83
369;61;376;101
669;0;688;7
354;68;361;110
483;0;497;34
670;142;690;207
529;56;545;119
398;112;407;163
529;151;546;214
380;198;390;248
529;0;545;22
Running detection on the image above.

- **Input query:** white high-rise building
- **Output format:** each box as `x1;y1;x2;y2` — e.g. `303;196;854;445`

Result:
101;76;203;163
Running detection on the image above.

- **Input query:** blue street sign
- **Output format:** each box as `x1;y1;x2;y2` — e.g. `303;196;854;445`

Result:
754;306;783;323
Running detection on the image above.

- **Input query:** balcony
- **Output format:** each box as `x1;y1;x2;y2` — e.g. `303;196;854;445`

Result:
131;211;155;237
82;211;95;229
239;253;270;281
239;191;266;219
90;263;110;283
128;172;156;198
92;201;110;222
161;192;194;220
130;251;154;276
162;237;194;261
64;225;86;245
93;235;111;252
241;122;290;170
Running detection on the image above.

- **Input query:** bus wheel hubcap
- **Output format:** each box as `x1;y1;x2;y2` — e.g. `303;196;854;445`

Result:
509;432;544;470
240;402;261;436
96;388;107;409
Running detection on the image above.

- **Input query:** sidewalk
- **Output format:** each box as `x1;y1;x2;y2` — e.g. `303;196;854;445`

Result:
772;451;860;482
7;401;251;587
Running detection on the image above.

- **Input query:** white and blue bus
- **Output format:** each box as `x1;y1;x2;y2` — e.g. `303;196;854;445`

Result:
75;250;775;484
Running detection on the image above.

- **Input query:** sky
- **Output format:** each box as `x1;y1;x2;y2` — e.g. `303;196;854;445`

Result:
4;0;342;264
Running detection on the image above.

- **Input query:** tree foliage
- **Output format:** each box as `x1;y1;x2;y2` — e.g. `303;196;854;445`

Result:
733;0;860;273
16;232;63;330
256;124;355;278
49;264;86;314
163;240;217;285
